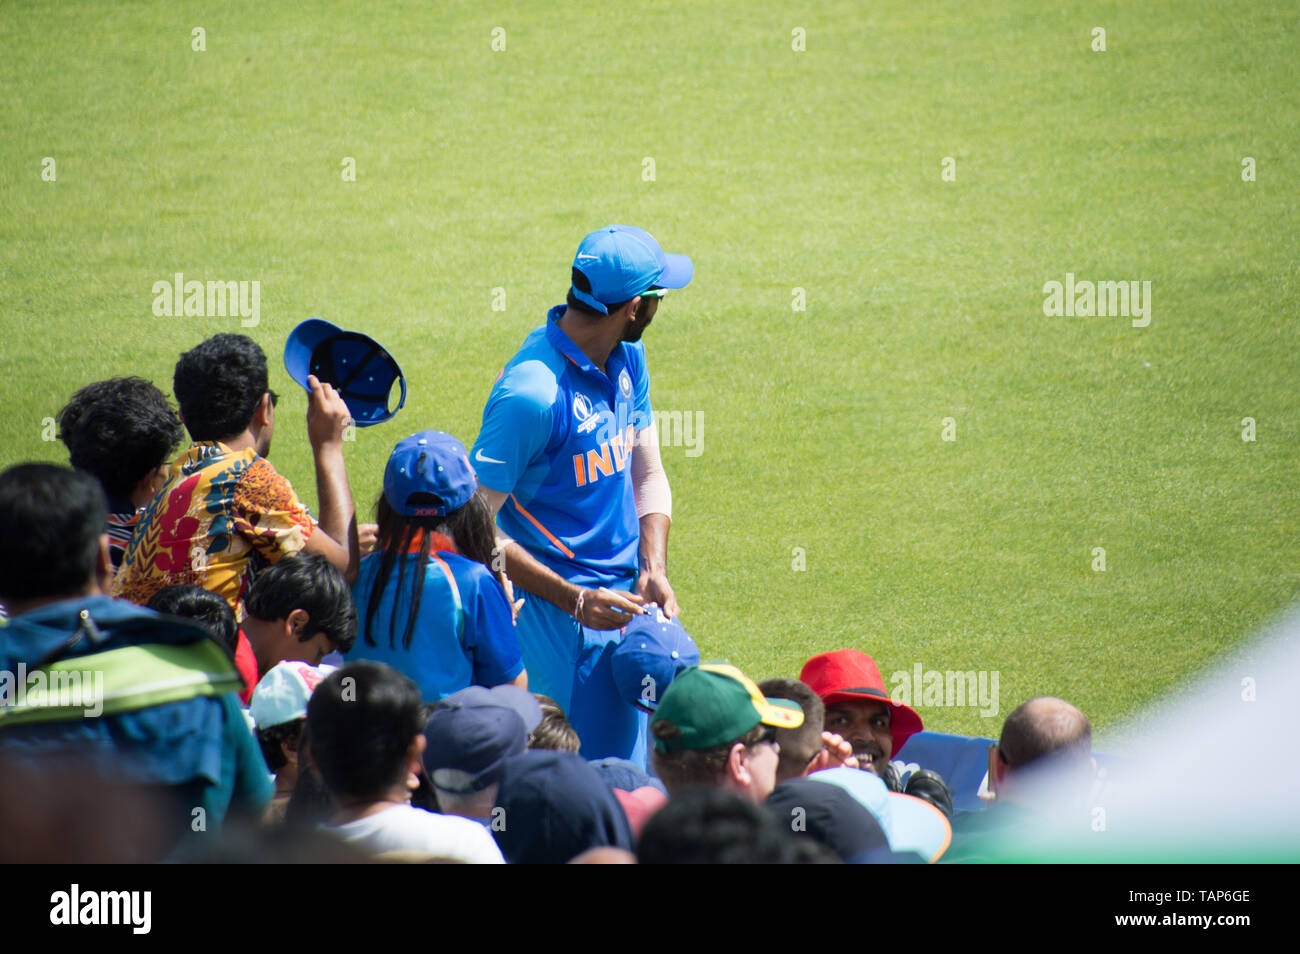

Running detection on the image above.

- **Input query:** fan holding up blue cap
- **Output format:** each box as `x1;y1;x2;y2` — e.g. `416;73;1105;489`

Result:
283;319;407;426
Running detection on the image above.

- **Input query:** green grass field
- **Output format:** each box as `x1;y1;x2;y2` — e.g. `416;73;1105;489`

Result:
2;1;1297;741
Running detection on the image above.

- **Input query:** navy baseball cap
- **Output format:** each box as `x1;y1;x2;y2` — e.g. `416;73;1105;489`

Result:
492;750;636;864
423;685;543;792
570;225;693;315
383;430;477;517
283;318;407;426
611;606;701;713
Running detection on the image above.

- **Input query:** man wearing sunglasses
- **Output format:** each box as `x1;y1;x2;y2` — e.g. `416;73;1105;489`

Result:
115;334;360;623
471;225;692;767
651;663;804;804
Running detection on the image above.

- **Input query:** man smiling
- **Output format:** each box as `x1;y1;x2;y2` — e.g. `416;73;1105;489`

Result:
800;650;924;785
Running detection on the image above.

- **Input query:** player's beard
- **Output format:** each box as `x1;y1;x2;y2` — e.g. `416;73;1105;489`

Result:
621;313;652;343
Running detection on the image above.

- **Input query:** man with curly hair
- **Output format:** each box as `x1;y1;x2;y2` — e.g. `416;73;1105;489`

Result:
57;376;185;569
114;334;359;620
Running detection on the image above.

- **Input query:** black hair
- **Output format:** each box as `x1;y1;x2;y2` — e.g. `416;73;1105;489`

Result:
409;762;439;813
409;701;441;812
257;720;304;773
172;334;269;442
0;463;106;605
363;490;498;651
146;584;239;657
637;786;809;864
306;661;425;801
284;725;334;830
57;377;184;498
244;553;358;652
566;285;634;320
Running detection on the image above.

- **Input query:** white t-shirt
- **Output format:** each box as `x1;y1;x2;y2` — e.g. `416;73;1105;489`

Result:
325;804;504;864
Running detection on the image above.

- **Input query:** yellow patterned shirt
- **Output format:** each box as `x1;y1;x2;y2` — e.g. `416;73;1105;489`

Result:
113;442;315;620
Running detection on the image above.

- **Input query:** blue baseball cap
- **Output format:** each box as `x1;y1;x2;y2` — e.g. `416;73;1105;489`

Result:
611;606;701;713
383;430;477;517
283;318;407;426
422;685;543;792
570;225;693;315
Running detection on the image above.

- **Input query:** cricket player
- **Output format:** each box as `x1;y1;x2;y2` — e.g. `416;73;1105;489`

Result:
471;224;692;766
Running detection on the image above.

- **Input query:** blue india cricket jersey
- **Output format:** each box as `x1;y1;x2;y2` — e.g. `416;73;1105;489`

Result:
471;305;653;588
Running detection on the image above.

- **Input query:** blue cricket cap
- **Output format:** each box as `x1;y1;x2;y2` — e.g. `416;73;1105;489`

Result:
611;606;701;713
606;224;694;290
383;430;477;518
570;225;693;315
283;318;406;426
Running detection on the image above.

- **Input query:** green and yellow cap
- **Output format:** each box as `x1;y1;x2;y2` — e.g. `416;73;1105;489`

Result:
651;661;804;753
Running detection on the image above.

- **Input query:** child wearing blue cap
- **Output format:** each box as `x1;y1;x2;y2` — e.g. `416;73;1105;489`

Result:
345;431;527;701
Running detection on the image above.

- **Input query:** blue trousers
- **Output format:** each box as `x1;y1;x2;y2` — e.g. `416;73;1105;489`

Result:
514;584;648;769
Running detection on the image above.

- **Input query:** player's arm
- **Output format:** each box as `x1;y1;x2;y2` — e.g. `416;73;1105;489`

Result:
301;375;360;584
631;422;678;617
477;485;644;629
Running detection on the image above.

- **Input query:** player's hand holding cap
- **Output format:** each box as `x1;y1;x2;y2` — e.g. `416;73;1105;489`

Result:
611;605;701;713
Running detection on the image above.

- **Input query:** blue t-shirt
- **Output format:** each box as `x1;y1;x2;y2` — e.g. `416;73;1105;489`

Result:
347;549;524;702
471;306;653;588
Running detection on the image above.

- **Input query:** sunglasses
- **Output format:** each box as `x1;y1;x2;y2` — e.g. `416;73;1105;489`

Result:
639;287;668;299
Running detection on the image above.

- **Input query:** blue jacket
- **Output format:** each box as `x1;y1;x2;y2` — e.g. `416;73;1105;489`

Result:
0;594;271;850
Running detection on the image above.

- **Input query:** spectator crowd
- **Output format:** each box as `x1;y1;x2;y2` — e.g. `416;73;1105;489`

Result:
0;330;1098;864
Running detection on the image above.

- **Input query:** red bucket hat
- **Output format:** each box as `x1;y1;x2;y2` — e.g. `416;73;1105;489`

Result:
799;650;924;757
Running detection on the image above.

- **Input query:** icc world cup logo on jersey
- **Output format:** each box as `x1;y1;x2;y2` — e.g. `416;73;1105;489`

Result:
571;391;634;486
573;393;600;434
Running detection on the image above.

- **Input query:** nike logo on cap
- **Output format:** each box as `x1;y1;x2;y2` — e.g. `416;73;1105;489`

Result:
576;253;600;261
475;449;507;465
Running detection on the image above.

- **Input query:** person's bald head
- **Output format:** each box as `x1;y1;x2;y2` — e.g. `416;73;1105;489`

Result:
999;697;1092;770
991;696;1094;808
